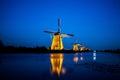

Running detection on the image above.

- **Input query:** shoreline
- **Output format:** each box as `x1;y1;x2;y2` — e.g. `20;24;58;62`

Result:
0;47;120;54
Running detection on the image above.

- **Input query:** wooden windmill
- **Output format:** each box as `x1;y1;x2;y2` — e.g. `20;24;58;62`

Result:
73;39;82;51
44;19;74;50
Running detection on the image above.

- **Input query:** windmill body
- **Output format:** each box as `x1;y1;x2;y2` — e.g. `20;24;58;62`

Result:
44;19;73;50
73;39;81;51
73;44;79;51
51;33;64;50
80;46;85;51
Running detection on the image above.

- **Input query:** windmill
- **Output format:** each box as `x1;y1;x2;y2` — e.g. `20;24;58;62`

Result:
80;46;85;51
73;39;82;51
44;19;74;50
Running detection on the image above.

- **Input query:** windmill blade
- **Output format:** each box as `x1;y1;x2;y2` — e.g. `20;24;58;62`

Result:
58;18;61;33
75;38;78;43
50;34;53;41
61;33;74;37
44;30;55;34
77;44;82;46
67;34;74;36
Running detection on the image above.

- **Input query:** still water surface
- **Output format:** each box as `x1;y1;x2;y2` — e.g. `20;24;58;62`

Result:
0;52;120;80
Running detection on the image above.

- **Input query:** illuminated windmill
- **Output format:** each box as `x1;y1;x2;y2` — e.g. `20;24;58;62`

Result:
44;19;74;50
73;39;81;51
80;46;85;51
80;46;90;51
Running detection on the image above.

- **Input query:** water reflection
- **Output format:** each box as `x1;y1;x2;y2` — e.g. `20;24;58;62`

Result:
80;53;83;61
73;52;97;63
73;53;84;63
93;52;96;60
50;53;66;76
73;53;79;63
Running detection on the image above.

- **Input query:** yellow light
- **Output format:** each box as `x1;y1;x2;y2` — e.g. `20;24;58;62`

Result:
51;34;64;50
80;47;84;51
73;44;79;51
50;53;63;76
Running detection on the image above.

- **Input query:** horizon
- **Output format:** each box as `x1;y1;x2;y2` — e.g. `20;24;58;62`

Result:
0;0;120;50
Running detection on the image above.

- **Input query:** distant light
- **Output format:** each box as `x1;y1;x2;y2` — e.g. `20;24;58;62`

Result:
80;57;83;61
73;56;78;63
61;67;66;74
93;52;96;56
93;52;96;60
93;56;96;60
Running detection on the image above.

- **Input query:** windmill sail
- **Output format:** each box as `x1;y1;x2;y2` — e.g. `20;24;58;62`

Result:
61;33;74;37
44;30;55;34
58;18;60;33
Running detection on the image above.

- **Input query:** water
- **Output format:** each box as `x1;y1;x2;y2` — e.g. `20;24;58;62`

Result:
0;52;120;80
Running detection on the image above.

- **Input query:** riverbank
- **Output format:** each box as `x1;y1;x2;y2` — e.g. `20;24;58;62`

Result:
0;47;90;53
0;46;120;54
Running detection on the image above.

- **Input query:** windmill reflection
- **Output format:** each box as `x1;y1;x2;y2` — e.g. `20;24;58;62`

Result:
50;53;66;76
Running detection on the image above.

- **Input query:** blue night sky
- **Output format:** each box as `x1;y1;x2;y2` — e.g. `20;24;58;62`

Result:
0;0;120;50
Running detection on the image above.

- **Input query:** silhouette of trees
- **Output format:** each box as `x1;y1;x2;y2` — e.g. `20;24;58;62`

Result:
0;40;4;47
0;40;120;53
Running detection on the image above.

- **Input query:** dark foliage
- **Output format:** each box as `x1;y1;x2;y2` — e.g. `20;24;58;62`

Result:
0;40;120;53
0;40;4;47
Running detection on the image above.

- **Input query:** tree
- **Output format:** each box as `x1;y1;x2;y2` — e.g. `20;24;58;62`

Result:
0;40;3;47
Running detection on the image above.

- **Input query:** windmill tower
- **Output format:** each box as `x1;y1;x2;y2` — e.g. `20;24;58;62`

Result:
44;19;73;50
73;39;81;51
